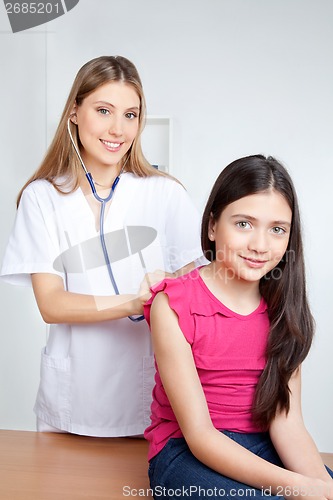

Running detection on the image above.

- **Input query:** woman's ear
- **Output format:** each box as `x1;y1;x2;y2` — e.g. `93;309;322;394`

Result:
208;213;216;241
69;103;78;124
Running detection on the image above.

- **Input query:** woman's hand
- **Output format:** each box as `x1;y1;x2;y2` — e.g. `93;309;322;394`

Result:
31;273;147;323
136;270;173;310
135;260;197;313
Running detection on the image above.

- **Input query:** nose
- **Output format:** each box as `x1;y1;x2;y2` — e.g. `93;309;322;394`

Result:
248;229;269;254
108;114;123;137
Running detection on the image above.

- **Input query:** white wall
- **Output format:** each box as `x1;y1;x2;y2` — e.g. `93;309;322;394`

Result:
0;0;332;451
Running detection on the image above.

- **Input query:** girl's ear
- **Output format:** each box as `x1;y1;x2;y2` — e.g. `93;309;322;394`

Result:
208;213;216;241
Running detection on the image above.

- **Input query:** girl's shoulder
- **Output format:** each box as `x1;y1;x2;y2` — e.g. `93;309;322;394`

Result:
150;268;204;309
155;267;268;320
144;268;201;337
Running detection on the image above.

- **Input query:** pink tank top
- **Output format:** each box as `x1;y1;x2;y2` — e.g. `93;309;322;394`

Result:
144;267;269;460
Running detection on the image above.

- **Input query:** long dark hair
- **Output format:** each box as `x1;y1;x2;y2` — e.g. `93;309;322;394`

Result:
201;154;314;428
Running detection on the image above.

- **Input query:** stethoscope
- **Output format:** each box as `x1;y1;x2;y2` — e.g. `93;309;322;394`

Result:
67;118;144;322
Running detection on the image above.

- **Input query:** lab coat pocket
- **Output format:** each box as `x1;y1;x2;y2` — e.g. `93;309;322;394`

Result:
143;355;155;426
36;347;71;422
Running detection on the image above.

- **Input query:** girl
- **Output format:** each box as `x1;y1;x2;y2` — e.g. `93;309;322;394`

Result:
144;155;333;499
0;56;204;436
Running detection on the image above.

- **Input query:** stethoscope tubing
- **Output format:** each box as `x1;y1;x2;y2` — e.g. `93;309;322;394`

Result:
67;119;144;322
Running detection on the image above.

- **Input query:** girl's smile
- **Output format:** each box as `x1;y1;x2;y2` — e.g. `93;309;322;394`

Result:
240;255;269;268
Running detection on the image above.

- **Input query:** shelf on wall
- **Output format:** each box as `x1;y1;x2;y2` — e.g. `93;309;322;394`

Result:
141;116;173;173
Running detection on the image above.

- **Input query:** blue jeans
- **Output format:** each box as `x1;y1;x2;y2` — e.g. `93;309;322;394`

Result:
148;431;333;500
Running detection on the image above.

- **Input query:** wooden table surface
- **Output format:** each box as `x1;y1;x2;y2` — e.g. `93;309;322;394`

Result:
0;430;150;500
0;430;332;500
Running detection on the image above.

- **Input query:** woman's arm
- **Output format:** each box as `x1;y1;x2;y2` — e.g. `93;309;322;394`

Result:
150;292;332;499
31;272;160;324
269;367;333;484
31;258;197;325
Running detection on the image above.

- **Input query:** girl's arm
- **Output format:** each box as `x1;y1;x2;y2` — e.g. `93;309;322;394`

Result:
269;367;333;484
150;292;332;499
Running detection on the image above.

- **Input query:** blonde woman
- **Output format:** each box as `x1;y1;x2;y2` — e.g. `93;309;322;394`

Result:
1;56;204;436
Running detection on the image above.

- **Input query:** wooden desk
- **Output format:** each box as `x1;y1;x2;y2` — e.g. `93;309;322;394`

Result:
0;430;150;500
1;430;332;500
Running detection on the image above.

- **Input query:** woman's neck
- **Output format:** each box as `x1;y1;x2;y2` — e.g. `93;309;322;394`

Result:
79;162;123;193
80;150;124;188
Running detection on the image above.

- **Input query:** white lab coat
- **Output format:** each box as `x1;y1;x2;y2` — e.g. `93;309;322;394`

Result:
1;172;204;436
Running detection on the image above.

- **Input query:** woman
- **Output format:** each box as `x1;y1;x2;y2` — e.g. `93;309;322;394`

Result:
0;56;204;436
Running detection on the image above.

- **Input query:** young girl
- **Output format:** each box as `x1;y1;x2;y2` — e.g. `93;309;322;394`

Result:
144;155;333;499
0;56;204;436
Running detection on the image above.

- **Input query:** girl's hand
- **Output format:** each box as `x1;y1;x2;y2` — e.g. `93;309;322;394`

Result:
323;478;333;500
284;476;333;500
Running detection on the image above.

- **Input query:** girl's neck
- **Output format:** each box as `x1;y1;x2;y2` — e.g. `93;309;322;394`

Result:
200;261;262;316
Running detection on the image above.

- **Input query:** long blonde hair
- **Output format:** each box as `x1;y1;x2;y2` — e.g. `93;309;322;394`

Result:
17;56;167;206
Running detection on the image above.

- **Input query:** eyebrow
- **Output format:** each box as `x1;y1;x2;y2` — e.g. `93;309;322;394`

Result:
230;214;291;227
94;100;140;111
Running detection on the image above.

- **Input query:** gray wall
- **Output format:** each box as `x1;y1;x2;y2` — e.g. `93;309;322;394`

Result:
0;0;332;451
